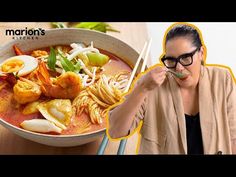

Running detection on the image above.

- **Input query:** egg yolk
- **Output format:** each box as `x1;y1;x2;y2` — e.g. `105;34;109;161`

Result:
1;59;24;73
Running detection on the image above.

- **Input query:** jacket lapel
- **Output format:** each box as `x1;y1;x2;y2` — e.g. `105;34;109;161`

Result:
168;66;215;154
198;66;215;153
168;74;187;154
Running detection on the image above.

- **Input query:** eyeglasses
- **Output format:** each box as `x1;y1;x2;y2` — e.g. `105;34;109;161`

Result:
161;47;200;69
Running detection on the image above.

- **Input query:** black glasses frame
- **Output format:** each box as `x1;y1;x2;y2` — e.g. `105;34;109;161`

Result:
161;47;200;69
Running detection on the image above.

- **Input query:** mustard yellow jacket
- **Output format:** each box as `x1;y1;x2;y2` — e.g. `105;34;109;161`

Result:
130;66;236;154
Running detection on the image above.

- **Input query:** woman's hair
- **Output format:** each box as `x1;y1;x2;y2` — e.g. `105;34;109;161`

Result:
165;24;202;49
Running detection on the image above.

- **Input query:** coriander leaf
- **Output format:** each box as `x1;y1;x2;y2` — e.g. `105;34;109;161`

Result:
47;47;57;71
58;53;75;72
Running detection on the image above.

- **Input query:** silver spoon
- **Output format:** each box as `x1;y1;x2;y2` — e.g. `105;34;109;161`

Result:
167;69;186;78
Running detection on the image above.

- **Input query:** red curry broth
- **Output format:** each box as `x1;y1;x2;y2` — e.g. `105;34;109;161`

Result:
0;46;132;135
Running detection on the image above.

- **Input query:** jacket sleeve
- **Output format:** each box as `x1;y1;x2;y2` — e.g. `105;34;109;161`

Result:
127;97;147;135
226;71;236;140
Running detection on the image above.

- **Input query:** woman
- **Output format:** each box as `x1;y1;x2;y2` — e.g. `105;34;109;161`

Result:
108;23;236;154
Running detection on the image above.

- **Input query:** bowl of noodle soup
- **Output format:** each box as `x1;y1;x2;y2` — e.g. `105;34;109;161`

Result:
0;28;140;147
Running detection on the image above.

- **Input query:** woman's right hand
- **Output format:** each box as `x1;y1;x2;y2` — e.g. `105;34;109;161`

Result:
108;66;166;139
139;66;167;91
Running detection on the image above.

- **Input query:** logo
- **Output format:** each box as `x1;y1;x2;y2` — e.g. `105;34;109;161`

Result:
5;27;45;40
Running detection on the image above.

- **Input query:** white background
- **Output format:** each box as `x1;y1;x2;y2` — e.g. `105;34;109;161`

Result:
146;22;236;76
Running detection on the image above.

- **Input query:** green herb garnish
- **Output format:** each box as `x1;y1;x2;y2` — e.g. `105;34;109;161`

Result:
51;22;120;33
51;22;67;28
58;53;75;72
74;22;120;33
47;47;57;71
74;61;81;73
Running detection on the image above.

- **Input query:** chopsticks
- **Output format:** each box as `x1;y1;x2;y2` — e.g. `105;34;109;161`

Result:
117;38;152;155
123;38;152;92
97;38;152;155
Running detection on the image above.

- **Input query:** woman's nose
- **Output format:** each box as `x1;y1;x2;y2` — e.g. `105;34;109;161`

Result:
175;62;184;71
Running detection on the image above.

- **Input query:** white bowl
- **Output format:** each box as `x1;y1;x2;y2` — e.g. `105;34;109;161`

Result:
0;28;140;147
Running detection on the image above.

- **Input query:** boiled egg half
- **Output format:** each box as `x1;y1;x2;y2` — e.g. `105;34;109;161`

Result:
0;55;38;76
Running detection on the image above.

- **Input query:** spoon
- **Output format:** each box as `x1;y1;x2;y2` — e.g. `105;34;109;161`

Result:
167;69;187;78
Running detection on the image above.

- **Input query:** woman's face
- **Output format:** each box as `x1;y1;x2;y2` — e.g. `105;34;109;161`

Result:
165;37;204;89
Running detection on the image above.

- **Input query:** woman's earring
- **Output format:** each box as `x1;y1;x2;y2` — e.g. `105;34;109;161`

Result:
201;60;204;65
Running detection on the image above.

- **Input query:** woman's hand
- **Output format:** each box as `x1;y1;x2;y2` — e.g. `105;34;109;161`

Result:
139;66;167;91
108;66;167;139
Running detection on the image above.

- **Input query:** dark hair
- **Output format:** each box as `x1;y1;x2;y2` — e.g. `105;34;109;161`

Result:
165;24;202;49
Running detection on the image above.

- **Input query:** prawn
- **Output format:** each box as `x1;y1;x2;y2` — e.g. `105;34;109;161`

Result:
37;61;82;99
